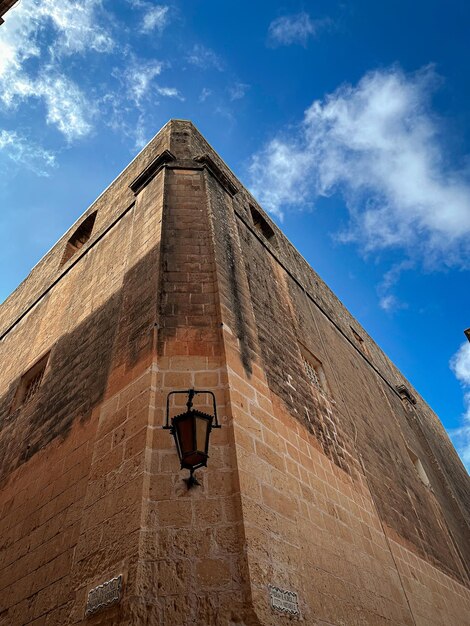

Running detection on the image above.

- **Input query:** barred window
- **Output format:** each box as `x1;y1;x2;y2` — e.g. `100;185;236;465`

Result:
301;348;328;395
303;356;321;388
11;352;50;411
23;369;44;403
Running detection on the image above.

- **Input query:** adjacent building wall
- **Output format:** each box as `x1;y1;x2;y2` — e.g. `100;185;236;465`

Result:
0;0;19;25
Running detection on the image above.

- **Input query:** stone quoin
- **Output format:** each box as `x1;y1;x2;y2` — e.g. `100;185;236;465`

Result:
0;120;469;625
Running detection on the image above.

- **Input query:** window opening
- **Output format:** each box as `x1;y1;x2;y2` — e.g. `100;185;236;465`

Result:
303;356;321;388
350;326;369;356
301;347;328;394
396;384;416;405
249;205;277;247
406;446;431;487
11;352;50;411
60;211;97;266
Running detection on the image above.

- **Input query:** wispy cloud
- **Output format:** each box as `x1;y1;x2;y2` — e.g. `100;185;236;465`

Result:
199;87;212;102
449;341;470;470
113;56;182;106
249;66;470;269
108;54;182;149
124;59;164;105
268;12;328;47
377;261;412;313
37;74;93;139
187;44;224;71
41;0;113;55
133;113;148;151
141;5;169;34
378;294;408;313
0;129;56;175
229;82;249;101
156;86;184;100
0;0;112;139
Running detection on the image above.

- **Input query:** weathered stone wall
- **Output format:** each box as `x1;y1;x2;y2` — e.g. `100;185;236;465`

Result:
0;121;256;625
200;117;470;623
0;120;469;625
0;141;166;623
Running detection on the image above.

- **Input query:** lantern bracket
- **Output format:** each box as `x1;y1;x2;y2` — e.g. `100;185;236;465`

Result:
164;389;221;431
184;469;201;490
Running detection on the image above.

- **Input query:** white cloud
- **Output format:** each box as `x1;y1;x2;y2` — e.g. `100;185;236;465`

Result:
0;129;56;175
451;342;470;387
127;60;163;105
249;138;311;219
107;55;182;149
156;86;184;100
378;294;407;313
0;0;112;139
187;44;224;71
229;82;249;101
450;342;470;470
133;114;148;151
268;12;326;47
115;58;182;106
377;261;412;313
449;394;470;470
141;5;169;34
37;74;93;139
249;66;470;267
40;0;113;55
199;87;211;102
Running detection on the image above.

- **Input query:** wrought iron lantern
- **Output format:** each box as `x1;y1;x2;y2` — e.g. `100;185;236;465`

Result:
164;389;221;487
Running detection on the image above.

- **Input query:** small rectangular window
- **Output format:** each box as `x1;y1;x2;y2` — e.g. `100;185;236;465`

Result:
350;326;369;356
11;352;50;411
396;384;416;405
406;446;431;487
303;356;321;388
300;347;328;395
249;205;277;248
60;211;97;266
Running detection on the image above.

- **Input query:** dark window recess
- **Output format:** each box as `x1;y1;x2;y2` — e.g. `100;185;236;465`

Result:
249;205;277;247
11;352;50;411
350;327;369;356
396;384;417;405
60;211;97;266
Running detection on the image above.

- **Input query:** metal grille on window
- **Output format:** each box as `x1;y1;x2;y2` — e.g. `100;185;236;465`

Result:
11;352;50;413
23;370;45;404
303;357;320;388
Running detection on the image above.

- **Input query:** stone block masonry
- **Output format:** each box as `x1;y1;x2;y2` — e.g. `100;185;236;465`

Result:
0;119;469;625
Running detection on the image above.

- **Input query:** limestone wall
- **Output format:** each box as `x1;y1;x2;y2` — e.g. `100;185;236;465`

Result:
0;120;468;625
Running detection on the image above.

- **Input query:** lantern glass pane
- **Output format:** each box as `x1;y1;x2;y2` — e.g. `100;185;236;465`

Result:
196;415;209;453
172;410;214;470
175;414;194;460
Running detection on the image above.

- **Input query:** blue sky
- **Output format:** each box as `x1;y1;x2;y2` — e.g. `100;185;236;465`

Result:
0;0;469;470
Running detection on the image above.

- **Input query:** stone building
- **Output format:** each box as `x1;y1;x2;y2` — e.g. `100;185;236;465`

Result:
0;119;469;625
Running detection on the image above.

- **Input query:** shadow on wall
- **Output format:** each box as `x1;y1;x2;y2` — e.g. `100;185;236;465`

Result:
0;245;161;481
